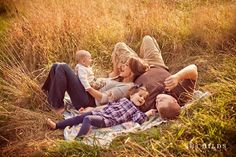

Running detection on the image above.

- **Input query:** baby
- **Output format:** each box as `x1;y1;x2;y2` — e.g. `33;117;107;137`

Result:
47;85;157;138
75;50;105;90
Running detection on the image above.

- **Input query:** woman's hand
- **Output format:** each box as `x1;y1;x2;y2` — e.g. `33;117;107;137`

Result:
86;87;103;101
108;91;115;102
164;74;179;91
78;107;95;113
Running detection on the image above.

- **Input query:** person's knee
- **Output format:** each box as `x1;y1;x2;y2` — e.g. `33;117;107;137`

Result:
52;63;58;68
191;64;198;80
113;42;127;59
141;35;160;50
56;63;68;71
53;62;66;66
143;35;152;42
50;63;59;72
83;116;91;124
59;62;67;67
56;64;63;72
114;42;126;50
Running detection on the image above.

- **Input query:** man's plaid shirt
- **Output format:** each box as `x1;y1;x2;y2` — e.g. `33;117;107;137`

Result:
92;98;147;127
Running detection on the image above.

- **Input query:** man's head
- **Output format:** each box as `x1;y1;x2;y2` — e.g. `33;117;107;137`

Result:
128;85;149;107
155;94;181;119
75;50;92;67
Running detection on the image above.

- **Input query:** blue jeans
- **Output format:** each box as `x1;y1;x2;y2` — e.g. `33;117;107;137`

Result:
42;63;96;109
56;112;106;137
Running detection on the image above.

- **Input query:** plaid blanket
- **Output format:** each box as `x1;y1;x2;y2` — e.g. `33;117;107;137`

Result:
63;90;210;147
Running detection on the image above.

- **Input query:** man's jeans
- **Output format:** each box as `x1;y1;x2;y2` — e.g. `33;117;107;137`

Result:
42;63;95;109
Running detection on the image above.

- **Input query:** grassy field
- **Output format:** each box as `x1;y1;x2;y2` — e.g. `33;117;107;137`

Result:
0;0;235;156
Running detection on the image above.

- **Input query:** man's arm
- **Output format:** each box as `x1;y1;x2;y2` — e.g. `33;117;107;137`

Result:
164;64;198;91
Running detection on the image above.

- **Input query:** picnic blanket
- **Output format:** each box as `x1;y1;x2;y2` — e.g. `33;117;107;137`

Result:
63;90;210;147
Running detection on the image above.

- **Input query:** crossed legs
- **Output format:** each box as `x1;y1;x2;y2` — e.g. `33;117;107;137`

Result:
110;35;168;77
140;35;168;69
110;42;138;77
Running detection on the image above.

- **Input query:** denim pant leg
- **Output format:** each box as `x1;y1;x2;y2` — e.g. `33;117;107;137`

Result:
42;63;64;108
77;115;106;137
42;63;58;93
56;112;92;129
42;63;95;109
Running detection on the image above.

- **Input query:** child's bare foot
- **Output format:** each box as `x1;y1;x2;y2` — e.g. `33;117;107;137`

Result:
46;118;56;130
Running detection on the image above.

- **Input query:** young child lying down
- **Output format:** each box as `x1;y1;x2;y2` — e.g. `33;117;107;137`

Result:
47;85;157;137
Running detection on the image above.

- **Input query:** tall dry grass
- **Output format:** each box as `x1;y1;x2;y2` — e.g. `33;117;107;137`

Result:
0;104;63;157
1;0;235;71
0;56;48;110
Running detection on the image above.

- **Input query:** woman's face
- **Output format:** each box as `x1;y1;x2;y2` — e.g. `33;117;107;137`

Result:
119;60;132;78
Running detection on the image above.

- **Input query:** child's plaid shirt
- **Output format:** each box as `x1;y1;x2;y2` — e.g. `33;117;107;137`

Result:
92;98;147;127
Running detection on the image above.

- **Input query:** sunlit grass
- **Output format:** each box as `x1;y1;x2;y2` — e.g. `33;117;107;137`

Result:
1;0;235;70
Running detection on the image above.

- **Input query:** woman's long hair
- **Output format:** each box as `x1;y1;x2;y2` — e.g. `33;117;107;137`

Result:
128;57;149;81
112;57;149;82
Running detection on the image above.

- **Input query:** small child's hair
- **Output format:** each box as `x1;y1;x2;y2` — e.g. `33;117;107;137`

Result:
76;50;91;61
127;84;147;98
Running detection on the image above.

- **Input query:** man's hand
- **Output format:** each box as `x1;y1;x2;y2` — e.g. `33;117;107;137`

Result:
145;109;157;117
164;74;179;91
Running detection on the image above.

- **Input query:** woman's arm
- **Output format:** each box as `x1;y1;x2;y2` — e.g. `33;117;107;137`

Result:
164;64;198;91
86;88;103;101
79;105;107;113
88;79;133;104
99;83;133;104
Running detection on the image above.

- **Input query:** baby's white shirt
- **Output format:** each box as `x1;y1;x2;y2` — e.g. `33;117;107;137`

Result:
75;64;95;90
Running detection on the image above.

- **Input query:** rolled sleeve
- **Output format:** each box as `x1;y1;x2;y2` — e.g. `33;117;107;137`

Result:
132;111;148;124
99;83;133;104
100;93;109;104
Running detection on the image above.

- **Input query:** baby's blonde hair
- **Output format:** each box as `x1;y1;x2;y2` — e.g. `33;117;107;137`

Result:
76;50;91;62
